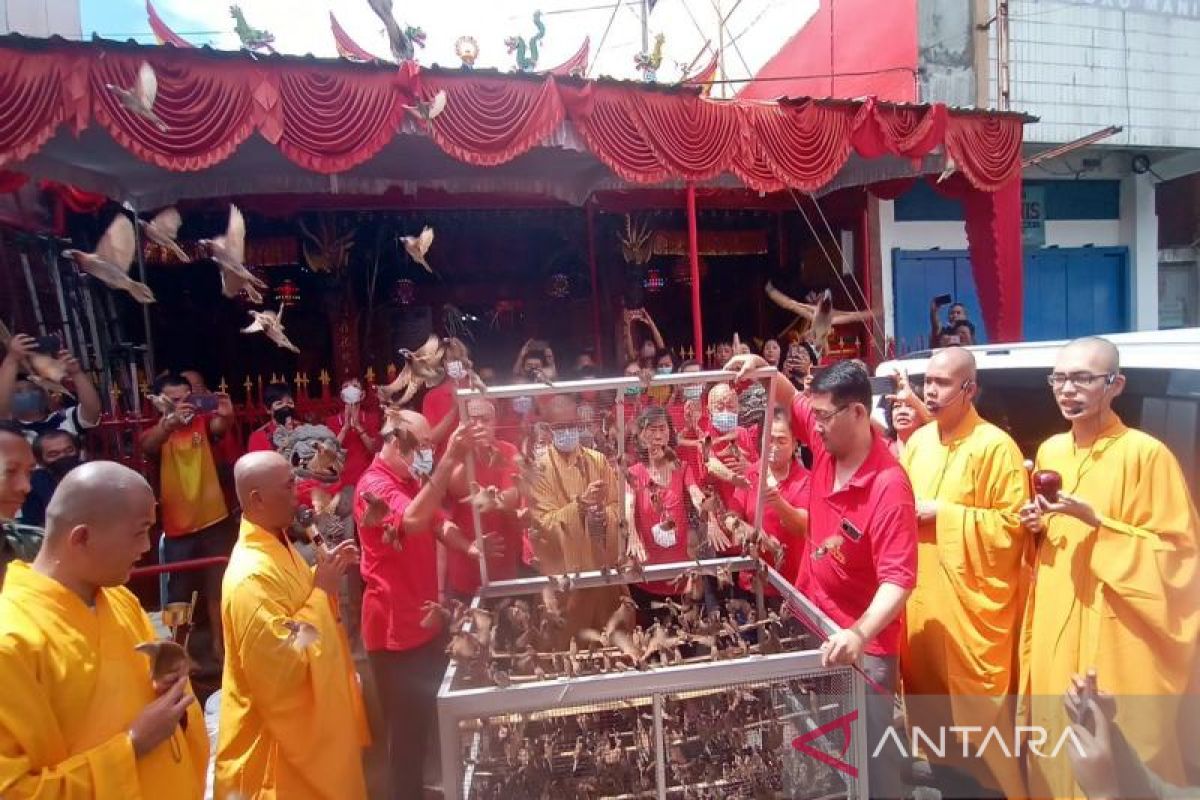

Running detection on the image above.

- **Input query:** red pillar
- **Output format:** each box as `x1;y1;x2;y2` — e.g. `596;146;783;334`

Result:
586;200;603;367
686;183;703;360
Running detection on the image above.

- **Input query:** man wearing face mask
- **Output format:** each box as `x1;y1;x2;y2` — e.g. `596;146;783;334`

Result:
529;393;625;643
17;430;82;528
0;333;101;444
326;378;380;487
354;412;496;799
700;383;759;515
893;347;1029;797
246;383;298;453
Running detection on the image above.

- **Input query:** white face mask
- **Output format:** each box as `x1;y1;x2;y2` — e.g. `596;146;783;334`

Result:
651;522;677;548
340;385;364;405
446;360;465;380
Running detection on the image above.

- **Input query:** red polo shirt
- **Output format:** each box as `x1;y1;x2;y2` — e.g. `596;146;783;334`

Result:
629;461;699;595
246;421;277;453
354;456;443;653
789;394;917;657
421;380;458;456
730;459;810;595
447;440;524;596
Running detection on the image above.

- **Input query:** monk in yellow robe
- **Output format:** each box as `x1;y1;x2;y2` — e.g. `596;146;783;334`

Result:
0;461;207;799
216;451;368;800
1019;337;1200;799
898;347;1029;797
529;393;625;642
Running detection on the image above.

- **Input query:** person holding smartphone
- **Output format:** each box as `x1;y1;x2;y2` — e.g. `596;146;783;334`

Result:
928;295;977;348
0;332;102;444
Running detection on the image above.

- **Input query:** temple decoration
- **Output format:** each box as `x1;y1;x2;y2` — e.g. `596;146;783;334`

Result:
505;11;545;72
545;273;570;299
230;5;276;54
274;278;300;307
455;36;479;69
329;12;380;62
145;0;194;48
670;256;709;286
618;215;654;266
299;214;355;274
634;33;665;83
642;265;666;293
653;229;768;258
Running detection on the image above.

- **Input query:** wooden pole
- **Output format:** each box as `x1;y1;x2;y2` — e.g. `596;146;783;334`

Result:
686;183;703;360
586;200;603;367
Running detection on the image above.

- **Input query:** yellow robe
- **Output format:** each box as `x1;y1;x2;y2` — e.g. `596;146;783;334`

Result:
529;445;625;642
1022;417;1200;799
899;407;1029;796
215;519;369;800
0;561;208;799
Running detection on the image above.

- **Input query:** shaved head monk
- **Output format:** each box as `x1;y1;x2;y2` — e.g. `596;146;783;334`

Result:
1020;337;1200;798
216;451;369;799
0;461;208;797
894;347;1029;796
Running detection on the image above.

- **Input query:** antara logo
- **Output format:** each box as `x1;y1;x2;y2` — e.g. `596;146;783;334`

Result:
790;709;859;778
872;726;1087;760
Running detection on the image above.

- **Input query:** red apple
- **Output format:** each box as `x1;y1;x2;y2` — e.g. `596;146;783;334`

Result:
1033;470;1062;503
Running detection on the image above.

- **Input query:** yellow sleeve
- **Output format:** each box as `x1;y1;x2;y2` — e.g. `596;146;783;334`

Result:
1091;442;1199;638
933;434;1029;568
0;643;142;800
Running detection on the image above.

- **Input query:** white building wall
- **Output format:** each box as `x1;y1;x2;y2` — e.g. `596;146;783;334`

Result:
2;0;80;38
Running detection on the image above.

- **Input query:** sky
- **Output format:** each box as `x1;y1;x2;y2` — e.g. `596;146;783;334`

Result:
80;0;817;88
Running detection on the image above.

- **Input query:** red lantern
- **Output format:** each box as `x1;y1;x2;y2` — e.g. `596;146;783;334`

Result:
274;278;300;307
643;266;666;293
546;273;570;299
391;278;416;305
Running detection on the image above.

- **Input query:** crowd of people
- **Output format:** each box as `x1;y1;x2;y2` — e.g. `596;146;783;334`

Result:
0;310;1196;800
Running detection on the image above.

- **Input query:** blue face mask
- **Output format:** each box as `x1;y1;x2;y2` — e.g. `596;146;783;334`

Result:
512;396;533;415
11;389;46;418
683;385;703;401
625;386;645;397
711;411;738;433
552;427;580;453
409;447;435;478
655;366;672;375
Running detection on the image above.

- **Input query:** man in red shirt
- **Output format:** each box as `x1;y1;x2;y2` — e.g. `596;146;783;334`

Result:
246;383;296;453
727;355;916;798
353;411;495;799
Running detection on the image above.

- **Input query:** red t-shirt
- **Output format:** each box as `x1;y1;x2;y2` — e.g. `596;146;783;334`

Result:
353;456;443;653
421;380;458;455
447;440;525;596
629;460;698;595
246;421;277;453
325;409;382;486
788;394;917;657
698;420;762;520
730;460;810;595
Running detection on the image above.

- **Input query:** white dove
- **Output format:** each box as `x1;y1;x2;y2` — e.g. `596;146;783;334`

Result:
242;304;300;354
404;89;447;126
105;62;168;132
61;215;156;304
138;207;190;263
401;226;435;274
198;204;266;303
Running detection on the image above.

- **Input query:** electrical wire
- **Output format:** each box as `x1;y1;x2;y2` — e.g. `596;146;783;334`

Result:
587;0;626;78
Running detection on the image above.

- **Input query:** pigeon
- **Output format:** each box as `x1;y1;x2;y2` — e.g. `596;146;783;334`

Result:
62;215;157;304
404;89;447;126
360;491;390;528
381;332;444;405
280;619;320;651
134;640;190;683
146;393;176;417
139;207;191;263
763;283;874;353
198;205;267;303
106;62;168;132
401;226;435;274
0;323;74;397
467;482;502;513
242;305;300;354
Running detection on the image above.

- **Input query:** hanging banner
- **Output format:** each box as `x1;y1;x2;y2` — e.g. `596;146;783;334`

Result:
1022;184;1046;249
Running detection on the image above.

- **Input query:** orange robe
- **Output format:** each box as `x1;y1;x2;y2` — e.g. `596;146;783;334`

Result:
1021;417;1200;799
0;562;208;799
215;519;369;799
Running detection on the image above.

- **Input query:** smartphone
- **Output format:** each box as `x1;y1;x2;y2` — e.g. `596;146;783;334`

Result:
33;335;60;355
869;376;897;396
186;393;220;413
934;293;953;306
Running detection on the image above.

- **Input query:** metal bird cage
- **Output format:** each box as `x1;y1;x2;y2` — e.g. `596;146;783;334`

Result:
437;371;870;799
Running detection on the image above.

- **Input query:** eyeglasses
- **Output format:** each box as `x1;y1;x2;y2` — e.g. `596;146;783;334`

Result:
812;404;850;424
1046;372;1114;389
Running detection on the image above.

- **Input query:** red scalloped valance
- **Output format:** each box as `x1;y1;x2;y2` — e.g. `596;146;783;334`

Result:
0;42;1025;194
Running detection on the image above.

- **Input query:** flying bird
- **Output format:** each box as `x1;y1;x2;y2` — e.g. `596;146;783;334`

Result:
404;89;447;126
763;283;874;353
401;226;436;274
198;205;267;304
62;215;157;304
106;62;168;132
381;332;444;405
242;305;300;354
139;207;190;263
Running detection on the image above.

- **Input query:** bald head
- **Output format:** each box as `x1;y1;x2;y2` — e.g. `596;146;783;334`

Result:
235;451;297;530
923;346;978;423
45;461;153;542
1059;336;1119;373
928;346;977;382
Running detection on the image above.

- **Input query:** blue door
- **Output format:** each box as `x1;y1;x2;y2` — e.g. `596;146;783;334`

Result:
893;246;1128;351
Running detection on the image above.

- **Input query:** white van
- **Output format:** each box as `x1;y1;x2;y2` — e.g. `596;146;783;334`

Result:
874;329;1200;488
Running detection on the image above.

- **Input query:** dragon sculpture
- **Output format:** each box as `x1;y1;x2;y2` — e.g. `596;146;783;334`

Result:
634;32;665;82
505;10;545;72
230;5;275;53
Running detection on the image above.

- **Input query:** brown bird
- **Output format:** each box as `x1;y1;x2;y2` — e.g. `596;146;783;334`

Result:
404;89;447;126
360;491;390;528
242;305;300;354
62;215;156;304
400;226;436;274
0;323;74;398
105;61;168;131
139;207;190;263
764;283;874;354
134;640;190;683
199;205;267;304
281;619;320;651
382;332;444;406
466;482;502;513
306;440;343;476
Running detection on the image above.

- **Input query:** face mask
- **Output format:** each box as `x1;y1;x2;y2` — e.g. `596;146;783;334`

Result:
512;396;533;415
651;522;677;548
656;366;672;375
711;411;738;433
340;386;363;405
11;390;46;418
409;447;435;478
44;455;81;482
683;385;703;401
625;386;645;397
446;360;465;380
272;407;295;425
552;427;580;453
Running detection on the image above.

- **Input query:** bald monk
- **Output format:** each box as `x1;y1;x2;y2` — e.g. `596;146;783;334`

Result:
896;348;1028;796
0;461;208;798
216;451;368;799
529;393;625;641
1020;337;1200;799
